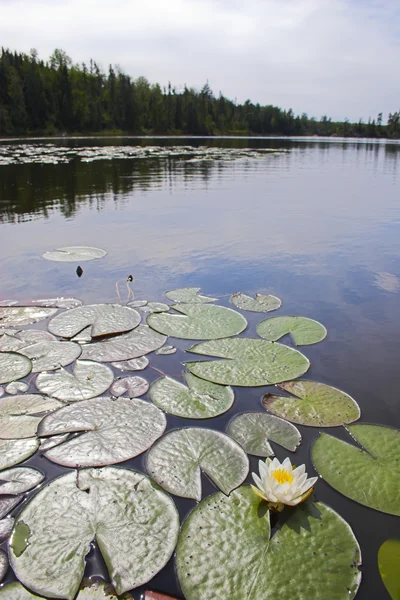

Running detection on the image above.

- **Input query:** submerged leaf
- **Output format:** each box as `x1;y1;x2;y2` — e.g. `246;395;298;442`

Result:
0;467;44;495
36;360;113;401
110;376;149;398
18;340;82;372
5;381;29;395
42;246;106;262
10;467;179;598
127;300;148;308
165;287;217;304
312;424;400;515
155;345;177;355
146;428;248;500
263;380;361;427
0;307;57;328
0;352;32;384
111;356;149;371
81;325;166;362
0;438;39;471
256;315;327;345
185;338;310;386
378;539;400;600
227;412;301;456
230;292;281;313
0;394;63;439
48;304;140;339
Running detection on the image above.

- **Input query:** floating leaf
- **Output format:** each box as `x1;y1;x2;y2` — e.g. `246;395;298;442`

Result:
378;539;400;600
176;487;361;600
0;517;14;542
146;428;248;500
127;300;148;308
230;292;282;312
5;381;29;395
155;345;177;355
42;246;107;262
0;307;57;328
0;548;7;582
0;352;32;384
139;302;170;313
33;298;83;309
0;495;23;519
263;380;361;427
48;304;140;339
256;316;327;345
71;326;93;343
39;397;166;467
0;583;44;599
185;338;310;386
111;356;149;371
76;581;118;599
0;329;56;352
81;325;166;362
110;376;149;398
148;304;247;340
0;387;3;397
39;433;69;451
312;424;400;515
36;360;114;401
149;373;234;419
227;413;301;456
10;467;179;598
0;438;39;471
0;394;63;439
165;287;217;303
18;340;82;372
0;467;44;495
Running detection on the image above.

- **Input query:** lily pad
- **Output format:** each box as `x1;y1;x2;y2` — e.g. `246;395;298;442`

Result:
176;487;361;600
256;316;327;345
110;376;149;398
0;329;56;352
36;360;114;401
33;298;83;309
230;292;282;312
127;300;148;308
378;539;400;600
9;467;179;598
146;428;248;500
155;345;177;355
149;373;234;419
263;380;361;427
42;246;107;262
185;338;310;386
165;287;217;303
0;495;23;519
0;582;56;598
0;467;44;495
39;433;69;451
71;326;93;344
111;356;149;371
0;352;32;384
0;307;57;328
227;413;301;456
48;304;140;339
139;302;170;313
147;304;247;340
76;581;118;599
18;340;82;372
0;394;63;439
312;424;400;515
81;325;166;362
0;438;39;471
39;397;166;467
5;381;29;395
0;548;7;582
0;517;14;542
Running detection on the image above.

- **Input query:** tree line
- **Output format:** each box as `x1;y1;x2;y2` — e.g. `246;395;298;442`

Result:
1;47;399;138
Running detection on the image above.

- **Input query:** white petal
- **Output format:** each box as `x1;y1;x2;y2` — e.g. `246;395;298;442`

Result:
300;477;318;495
258;460;269;479
282;457;292;472
270;457;281;470
252;473;264;490
293;464;306;477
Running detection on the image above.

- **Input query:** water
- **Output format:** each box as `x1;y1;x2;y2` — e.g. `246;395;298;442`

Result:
0;136;399;599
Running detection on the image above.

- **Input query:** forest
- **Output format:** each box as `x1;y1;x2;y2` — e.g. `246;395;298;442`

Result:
1;47;399;138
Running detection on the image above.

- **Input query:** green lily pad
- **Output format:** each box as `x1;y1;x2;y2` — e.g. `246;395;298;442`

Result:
10;467;179;598
378;539;400;600
230;292;282;312
18;340;82;372
0;581;119;599
0;394;63;439
263;380;361;427
36;360;114;401
0;582;44;599
110;376;149;398
48;304;140;339
33;298;83;309
312;424;400;515
227;412;301;456
176;487;361;600
0;467;44;495
42;246;106;262
0;329;56;352
81;325;166;362
256;316;327;345
146;428;248;501
148;304;247;340
139;302;170;313
5;382;29;395
185;338;310;386
0;352;32;384
0;307;57;328
149;373;234;419
165;287;217;303
0;438;39;471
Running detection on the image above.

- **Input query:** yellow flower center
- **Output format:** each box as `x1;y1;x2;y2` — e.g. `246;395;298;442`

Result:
272;468;293;485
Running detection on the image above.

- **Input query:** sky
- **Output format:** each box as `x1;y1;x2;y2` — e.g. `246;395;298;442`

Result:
1;0;399;121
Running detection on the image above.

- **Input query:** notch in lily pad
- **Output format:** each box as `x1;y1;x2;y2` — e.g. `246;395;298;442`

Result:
257;315;327;345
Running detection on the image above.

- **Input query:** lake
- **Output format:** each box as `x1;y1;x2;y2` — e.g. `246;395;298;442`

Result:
0;136;399;599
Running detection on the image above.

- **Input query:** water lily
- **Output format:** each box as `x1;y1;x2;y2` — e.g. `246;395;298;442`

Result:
251;457;318;512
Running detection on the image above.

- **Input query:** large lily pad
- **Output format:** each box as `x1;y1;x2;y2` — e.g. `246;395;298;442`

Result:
185;338;310;386
0;352;32;384
146;428;248;500
36;360;113;401
9;467;179;598
0;329;56;352
18;340;82;372
0;438;39;471
0;394;63;439
378;539;400;600
0;307;57;328
256;316;327;345
312;424;400;515
149;373;234;419
48;304;140;339
176;487;361;600
38;397;166;467
230;292;282;312
81;325;166;362
263;380;361;427
227;412;301;456
42;246;107;262
148;303;247;340
0;467;44;495
165;287;217;303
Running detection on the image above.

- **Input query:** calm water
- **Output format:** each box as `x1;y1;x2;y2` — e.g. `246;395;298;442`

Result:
0;137;399;599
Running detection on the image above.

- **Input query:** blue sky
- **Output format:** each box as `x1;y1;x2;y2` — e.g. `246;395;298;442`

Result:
1;0;399;121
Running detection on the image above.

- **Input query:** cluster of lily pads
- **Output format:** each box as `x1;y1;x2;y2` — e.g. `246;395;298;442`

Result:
0;247;398;600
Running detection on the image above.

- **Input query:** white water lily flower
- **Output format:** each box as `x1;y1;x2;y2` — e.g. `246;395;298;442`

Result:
251;457;318;512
